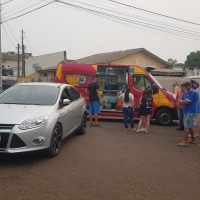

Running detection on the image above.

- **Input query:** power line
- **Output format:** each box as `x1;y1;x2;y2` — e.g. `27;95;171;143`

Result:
2;0;15;6
24;32;36;60
2;0;56;23
3;0;45;19
55;0;200;40
5;22;19;43
66;0;200;37
2;0;34;17
106;0;200;26
2;23;16;48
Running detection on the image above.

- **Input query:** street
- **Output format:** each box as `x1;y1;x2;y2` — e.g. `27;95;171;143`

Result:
0;121;200;200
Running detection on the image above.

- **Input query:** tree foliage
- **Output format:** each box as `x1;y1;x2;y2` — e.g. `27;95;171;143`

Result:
167;58;178;66
185;51;200;68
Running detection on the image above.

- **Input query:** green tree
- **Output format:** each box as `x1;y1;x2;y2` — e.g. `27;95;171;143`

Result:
185;50;200;68
167;58;178;66
175;63;184;66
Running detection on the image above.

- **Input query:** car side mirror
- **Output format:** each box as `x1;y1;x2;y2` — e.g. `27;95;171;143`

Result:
62;99;71;106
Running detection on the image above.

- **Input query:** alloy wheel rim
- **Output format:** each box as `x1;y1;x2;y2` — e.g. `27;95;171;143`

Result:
161;113;170;123
51;126;62;153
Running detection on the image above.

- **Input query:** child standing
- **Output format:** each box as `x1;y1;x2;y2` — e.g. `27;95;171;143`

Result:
136;88;153;133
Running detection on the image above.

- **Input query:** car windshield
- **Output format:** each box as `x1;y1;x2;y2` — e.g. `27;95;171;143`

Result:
0;85;60;105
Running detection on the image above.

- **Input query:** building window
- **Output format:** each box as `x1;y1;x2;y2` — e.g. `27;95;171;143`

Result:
2;65;5;68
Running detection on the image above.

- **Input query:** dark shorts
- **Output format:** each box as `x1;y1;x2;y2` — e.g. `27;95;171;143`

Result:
139;107;152;116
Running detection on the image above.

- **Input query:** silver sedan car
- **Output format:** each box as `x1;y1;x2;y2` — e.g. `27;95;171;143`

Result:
0;82;87;157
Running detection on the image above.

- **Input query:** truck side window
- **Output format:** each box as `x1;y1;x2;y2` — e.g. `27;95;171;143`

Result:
133;75;145;91
145;77;158;94
133;75;157;93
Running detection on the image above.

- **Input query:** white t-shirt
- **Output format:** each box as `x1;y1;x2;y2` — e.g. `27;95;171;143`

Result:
119;93;134;108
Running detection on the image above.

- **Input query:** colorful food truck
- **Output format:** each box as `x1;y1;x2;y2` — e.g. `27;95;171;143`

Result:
55;61;177;125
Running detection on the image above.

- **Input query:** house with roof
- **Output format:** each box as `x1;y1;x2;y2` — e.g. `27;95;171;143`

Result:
36;48;170;81
2;51;32;78
73;48;170;69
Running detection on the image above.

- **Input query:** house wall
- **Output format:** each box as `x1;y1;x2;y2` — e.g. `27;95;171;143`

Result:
2;60;22;80
25;51;66;76
37;71;55;82
154;76;189;93
110;52;168;68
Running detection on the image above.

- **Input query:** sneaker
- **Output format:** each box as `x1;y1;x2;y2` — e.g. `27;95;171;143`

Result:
135;129;141;133
176;142;189;147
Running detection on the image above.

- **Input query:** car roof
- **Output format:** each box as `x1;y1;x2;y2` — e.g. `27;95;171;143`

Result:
16;82;71;88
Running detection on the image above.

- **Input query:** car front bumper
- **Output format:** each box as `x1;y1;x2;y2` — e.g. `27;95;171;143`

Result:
0;123;53;153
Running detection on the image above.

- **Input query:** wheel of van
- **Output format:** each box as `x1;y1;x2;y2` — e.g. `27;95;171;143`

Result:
78;113;87;135
47;124;62;157
155;108;173;126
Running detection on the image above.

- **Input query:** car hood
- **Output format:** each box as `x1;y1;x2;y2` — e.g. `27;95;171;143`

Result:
0;104;56;124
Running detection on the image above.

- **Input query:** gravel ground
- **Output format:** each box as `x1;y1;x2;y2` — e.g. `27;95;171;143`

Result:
0;121;200;200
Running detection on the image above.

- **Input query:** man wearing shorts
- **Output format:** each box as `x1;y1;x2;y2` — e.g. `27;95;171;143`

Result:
87;76;101;127
176;82;198;147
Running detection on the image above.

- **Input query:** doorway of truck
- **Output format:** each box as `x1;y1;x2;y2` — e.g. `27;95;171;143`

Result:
97;66;128;112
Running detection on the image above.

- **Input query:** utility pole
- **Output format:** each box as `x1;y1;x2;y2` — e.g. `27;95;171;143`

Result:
22;30;25;78
0;0;2;91
17;43;20;78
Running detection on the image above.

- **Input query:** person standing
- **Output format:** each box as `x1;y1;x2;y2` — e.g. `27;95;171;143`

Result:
118;88;135;131
176;83;185;130
190;79;200;137
176;82;198;147
87;76;101;127
136;88;153;134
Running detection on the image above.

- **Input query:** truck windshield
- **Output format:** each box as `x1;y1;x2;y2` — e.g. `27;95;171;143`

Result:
149;74;163;89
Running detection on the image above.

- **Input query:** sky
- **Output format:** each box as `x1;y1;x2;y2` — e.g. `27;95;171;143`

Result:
1;0;200;63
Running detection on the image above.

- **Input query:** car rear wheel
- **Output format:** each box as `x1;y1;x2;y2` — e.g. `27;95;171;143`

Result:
47;124;62;157
155;108;173;126
78;114;87;135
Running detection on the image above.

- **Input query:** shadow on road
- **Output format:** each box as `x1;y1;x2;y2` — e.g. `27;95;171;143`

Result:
0;132;78;166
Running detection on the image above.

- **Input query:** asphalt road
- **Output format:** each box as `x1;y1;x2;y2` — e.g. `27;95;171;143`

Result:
0;121;200;200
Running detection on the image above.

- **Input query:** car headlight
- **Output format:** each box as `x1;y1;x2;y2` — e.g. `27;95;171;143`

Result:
19;116;48;130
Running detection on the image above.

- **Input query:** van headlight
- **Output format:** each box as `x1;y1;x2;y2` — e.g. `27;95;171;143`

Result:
19;116;48;130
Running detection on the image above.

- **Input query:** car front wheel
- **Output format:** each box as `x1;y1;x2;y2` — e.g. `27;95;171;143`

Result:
47;124;62;157
78;114;87;135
